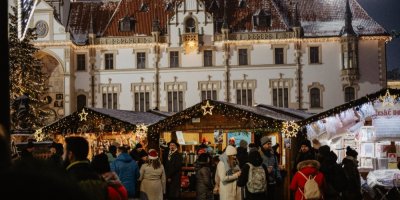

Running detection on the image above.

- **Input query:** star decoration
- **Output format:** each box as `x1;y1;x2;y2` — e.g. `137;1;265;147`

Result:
78;108;88;121
282;121;300;138
201;100;214;115
34;129;45;142
379;89;397;107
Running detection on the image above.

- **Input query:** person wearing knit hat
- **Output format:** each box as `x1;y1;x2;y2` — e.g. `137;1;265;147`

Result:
260;136;272;147
139;149;166;200
342;146;362;199
293;139;317;175
237;140;249;169
216;145;241;200
259;135;281;200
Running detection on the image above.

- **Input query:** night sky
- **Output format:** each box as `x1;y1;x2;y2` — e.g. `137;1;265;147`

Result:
357;0;400;71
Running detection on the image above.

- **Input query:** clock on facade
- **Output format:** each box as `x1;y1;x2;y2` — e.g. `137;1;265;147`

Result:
35;20;48;37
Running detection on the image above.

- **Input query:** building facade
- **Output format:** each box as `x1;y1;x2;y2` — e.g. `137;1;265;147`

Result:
27;0;389;122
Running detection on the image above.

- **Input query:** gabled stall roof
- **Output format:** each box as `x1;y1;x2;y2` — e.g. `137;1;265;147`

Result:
149;99;311;132
298;88;400;126
42;107;171;134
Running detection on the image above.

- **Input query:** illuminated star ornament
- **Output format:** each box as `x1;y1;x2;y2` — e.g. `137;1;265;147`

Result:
78;108;88;121
201;100;214;115
282;121;300;138
34;128;45;142
379;89;397;107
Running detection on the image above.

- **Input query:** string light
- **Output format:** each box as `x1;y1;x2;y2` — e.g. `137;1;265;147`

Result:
282;121;300;138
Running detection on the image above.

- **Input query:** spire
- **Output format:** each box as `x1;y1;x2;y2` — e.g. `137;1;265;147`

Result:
222;0;228;29
292;2;300;27
89;10;94;34
343;0;355;35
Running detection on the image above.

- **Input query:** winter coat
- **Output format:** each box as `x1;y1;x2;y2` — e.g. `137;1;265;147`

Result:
290;160;324;200
318;154;346;199
66;160;108;200
342;156;362;200
293;150;317;175
139;163;166;200
164;151;183;198
196;165;214;200
259;149;281;185
111;153;140;198
216;159;242;200
102;171;128;200
236;147;248;169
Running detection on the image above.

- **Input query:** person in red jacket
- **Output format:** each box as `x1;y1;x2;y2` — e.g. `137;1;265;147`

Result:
290;159;324;200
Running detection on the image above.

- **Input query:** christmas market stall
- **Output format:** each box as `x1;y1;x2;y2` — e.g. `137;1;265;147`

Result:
147;99;311;199
36;107;171;158
297;88;400;173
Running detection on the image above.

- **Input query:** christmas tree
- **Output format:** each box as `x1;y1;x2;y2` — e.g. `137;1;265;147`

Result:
9;5;49;132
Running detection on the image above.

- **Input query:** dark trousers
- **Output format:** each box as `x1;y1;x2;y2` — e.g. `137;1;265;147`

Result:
267;184;277;200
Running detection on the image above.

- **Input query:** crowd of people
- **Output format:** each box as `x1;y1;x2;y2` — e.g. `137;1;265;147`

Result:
2;133;399;200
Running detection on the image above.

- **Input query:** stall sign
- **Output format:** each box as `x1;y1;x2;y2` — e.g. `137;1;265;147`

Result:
388;153;397;163
176;131;185;144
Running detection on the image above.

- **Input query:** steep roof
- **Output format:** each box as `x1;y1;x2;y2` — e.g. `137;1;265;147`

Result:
66;0;387;43
42;107;170;134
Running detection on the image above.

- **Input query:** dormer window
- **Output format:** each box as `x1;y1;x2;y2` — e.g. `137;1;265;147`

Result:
119;16;135;32
165;2;173;11
185;17;196;33
253;9;271;27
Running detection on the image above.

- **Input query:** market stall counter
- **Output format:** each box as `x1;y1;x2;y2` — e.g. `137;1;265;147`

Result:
367;169;400;199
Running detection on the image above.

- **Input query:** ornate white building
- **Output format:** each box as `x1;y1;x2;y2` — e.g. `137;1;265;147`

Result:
26;0;390;122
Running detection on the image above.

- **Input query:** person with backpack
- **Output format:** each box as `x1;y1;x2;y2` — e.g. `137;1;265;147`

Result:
237;150;267;200
290;159;324;200
317;145;346;200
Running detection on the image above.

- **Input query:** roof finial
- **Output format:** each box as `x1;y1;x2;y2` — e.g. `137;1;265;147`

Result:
222;0;228;29
292;2;300;27
89;10;94;34
343;0;355;35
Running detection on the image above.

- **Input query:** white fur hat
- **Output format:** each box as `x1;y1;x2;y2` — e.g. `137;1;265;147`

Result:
226;145;237;156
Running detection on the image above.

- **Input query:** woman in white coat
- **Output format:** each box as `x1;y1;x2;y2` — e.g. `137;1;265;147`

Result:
217;145;242;200
138;149;166;200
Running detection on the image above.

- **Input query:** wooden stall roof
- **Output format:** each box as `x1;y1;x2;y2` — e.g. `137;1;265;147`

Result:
149;99;311;133
298;88;400;126
41;107;172;134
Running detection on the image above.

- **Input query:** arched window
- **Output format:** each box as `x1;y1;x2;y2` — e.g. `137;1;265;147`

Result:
77;95;87;111
185;17;196;33
344;87;355;102
310;88;321;108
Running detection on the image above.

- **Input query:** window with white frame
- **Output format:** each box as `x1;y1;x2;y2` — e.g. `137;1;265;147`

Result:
77;54;86;71
136;52;146;69
101;85;120;109
105;53;114;70
234;80;256;106
77;94;87;111
309;46;320;64
132;83;153;112
270;79;292;108
310;88;321;108
344;86;355;102
170;51;179;68
238;49;248;66
165;82;186;112
199;81;220;101
203;50;213;67
274;47;284;64
308;82;324;108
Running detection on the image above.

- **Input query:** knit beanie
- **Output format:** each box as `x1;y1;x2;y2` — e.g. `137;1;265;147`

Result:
226;145;237;156
260;136;272;146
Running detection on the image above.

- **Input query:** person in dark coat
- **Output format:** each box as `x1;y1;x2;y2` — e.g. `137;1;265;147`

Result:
342;146;362;200
292;139;316;175
237;150;268;200
236;140;248;169
20;140;35;160
130;143;148;168
317;145;346;200
196;152;213;200
64;136;108;200
48;142;64;168
164;140;183;199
